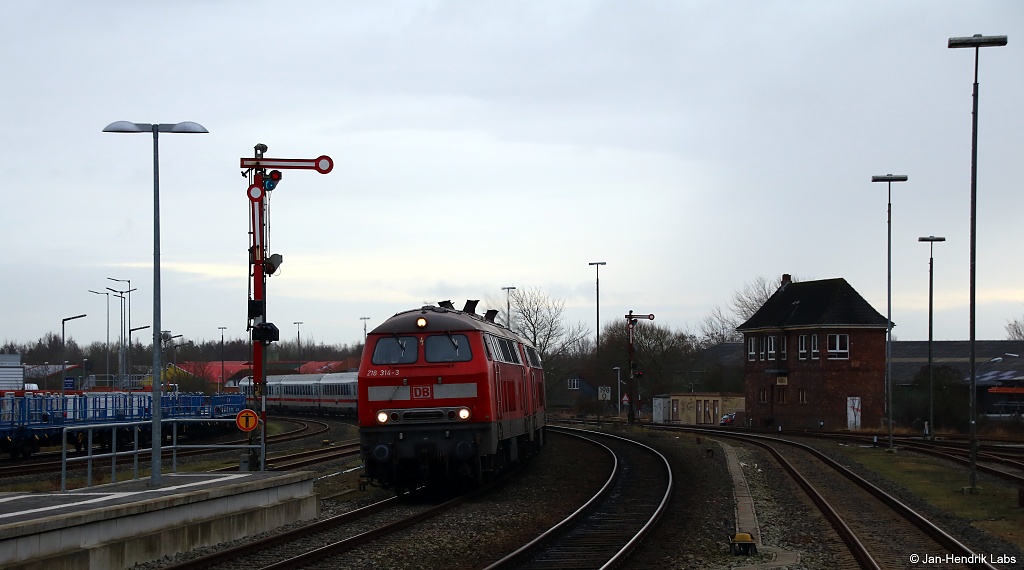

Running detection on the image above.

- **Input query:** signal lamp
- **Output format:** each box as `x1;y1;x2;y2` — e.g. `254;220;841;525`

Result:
263;169;283;191
376;411;389;424
458;407;471;420
416;317;428;328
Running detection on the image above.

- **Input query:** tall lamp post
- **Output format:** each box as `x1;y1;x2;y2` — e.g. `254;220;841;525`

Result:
88;289;111;383
218;326;227;391
294;321;303;361
108;278;132;383
61;314;86;399
589;262;607;369
103;119;208;487
948;33;1007;494
502;286;516;329
918;236;945;438
613;366;621;418
871;174;907;451
360;317;371;340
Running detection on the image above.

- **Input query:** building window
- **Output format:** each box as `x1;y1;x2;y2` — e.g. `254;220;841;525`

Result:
759;387;769;403
747;337;757;361
777;386;787;404
568;378;579;390
827;334;850;359
811;334;820;360
759;337;766;361
799;388;808;404
780;336;787;360
766;336;776;360
798;335;807;360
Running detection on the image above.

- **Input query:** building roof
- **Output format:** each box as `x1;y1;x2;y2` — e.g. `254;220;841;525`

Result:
736;277;888;332
891;340;1024;387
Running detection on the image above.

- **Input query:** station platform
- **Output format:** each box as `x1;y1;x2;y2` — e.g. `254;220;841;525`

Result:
0;471;318;570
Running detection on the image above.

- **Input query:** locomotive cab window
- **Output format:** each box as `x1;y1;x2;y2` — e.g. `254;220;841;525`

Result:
371;335;419;365
425;333;473;362
526;347;543;368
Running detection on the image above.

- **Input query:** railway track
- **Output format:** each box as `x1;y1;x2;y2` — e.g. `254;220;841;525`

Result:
153;427;659;570
695;429;1002;570
482;426;673;570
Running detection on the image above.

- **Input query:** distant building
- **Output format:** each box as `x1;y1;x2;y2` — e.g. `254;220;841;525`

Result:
652;392;745;425
736;274;888;430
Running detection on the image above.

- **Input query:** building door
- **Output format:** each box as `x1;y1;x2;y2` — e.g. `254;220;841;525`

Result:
847;397;861;430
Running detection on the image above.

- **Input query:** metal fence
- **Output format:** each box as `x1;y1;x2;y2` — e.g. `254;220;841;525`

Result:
61;418;261;491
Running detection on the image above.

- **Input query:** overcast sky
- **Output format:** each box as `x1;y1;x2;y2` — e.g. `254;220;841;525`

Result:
2;1;1022;355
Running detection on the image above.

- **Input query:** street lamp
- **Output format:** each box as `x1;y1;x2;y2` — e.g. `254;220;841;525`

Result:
104;119;208;487
107;286;135;388
108;277;132;382
360;317;371;340
613;366;621;418
589;262;607;371
918;236;946;438
294;321;303;361
88;289;111;383
219;326;227;391
61;314;86;401
502;287;516;329
871;173;907;451
948;33;1007;494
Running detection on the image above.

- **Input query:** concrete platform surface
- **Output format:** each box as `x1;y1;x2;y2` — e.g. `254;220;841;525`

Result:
0;471;319;570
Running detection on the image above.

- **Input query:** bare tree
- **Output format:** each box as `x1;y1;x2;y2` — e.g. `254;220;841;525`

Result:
729;276;780;321
698;305;742;345
1007;319;1024;340
510;287;589;380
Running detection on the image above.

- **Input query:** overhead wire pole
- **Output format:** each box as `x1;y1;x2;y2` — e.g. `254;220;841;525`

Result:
243;145;333;471
360;317;371;340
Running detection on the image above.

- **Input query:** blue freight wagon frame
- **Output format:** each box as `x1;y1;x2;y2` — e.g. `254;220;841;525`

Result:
0;391;246;458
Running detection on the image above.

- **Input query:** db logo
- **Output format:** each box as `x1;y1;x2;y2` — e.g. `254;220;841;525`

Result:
412;385;432;399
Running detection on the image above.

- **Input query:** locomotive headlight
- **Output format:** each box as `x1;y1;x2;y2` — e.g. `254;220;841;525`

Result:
416;317;428;328
376;411;390;424
458;407;471;421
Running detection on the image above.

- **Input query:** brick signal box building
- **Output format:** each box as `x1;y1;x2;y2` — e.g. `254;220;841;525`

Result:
736;275;888;430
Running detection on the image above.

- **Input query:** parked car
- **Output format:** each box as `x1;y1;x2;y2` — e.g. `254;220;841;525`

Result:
720;412;736;426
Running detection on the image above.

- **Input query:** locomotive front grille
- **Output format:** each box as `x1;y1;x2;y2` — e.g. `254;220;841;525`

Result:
403;410;445;421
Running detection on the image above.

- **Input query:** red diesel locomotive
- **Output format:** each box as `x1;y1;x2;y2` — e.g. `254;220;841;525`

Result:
358;301;546;490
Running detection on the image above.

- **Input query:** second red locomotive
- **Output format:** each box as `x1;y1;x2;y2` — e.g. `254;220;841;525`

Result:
358;301;546;491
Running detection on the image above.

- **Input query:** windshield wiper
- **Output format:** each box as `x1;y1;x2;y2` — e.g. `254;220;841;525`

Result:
445;330;459;353
393;333;406;356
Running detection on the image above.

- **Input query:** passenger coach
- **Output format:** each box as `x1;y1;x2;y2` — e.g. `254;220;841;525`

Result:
358;301;546;490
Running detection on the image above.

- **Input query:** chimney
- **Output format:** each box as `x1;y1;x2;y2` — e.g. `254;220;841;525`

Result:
781;274;792;289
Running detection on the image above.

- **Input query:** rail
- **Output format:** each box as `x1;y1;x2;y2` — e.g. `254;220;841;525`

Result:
60;418;262;491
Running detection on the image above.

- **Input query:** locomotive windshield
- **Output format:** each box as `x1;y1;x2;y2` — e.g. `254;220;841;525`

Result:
425;333;472;362
372;335;418;365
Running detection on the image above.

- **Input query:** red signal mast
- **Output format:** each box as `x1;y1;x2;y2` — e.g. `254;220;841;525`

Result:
624;310;654;425
242;144;333;469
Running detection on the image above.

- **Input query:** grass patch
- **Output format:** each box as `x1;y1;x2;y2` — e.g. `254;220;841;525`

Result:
838;445;1024;548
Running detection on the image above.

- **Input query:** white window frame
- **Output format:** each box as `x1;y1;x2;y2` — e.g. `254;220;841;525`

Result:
811;334;820;360
798;335;808;360
766;336;776;360
827;334;850;360
780;336;787;360
747;337;757;361
568;377;579;390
